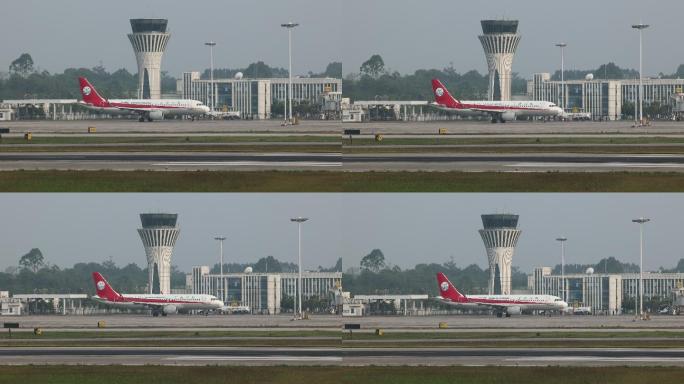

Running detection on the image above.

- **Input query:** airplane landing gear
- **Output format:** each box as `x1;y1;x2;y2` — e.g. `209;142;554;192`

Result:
139;116;145;122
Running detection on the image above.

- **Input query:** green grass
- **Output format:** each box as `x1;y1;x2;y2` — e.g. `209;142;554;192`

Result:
0;144;338;153
0;135;338;145
0;330;340;340
344;145;684;154
344;136;684;146
3;171;684;192
341;330;684;340
1;366;683;384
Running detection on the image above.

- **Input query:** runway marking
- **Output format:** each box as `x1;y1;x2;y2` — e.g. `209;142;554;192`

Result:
167;356;341;362
152;162;343;167
508;162;684;169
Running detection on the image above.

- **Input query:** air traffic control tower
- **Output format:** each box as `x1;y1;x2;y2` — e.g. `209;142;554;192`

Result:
478;20;521;101
479;214;522;295
128;19;170;99
138;213;180;294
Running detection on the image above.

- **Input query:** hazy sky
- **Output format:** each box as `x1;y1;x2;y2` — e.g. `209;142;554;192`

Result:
1;194;682;274
343;0;684;77
342;194;684;273
0;0;341;77
0;194;343;273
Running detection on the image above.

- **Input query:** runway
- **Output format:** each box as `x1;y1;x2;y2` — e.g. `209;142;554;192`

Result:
3;346;684;366
343;153;684;172
5;152;684;171
0;152;342;170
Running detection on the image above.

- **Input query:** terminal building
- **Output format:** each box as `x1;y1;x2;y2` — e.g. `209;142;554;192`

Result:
531;267;684;314
190;266;342;314
178;72;342;119
529;73;684;120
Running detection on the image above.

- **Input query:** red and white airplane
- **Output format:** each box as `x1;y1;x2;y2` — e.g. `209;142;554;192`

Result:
436;272;568;317
78;77;210;122
431;79;563;123
91;272;224;316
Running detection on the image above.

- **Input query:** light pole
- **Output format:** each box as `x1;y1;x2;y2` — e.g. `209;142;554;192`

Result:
556;237;567;302
214;236;226;301
290;217;308;319
205;41;217;115
632;217;650;318
631;23;649;125
281;22;299;124
555;43;567;114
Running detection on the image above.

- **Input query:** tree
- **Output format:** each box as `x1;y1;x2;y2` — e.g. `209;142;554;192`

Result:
9;53;34;77
19;248;44;273
281;295;294;312
360;249;386;272
360;55;385;78
323;62;342;78
676;64;684;79
254;256;283;273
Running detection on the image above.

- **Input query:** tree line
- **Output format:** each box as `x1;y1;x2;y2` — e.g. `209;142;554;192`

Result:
0;53;342;100
343;249;684;296
0;248;341;294
343;54;684;103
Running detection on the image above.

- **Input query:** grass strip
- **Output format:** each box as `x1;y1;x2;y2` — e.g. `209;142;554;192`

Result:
3;171;684;192
1;366;683;384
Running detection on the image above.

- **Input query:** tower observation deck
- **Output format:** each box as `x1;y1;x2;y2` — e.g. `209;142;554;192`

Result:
478;214;522;295
128;19;170;99
478;20;521;101
138;213;180;294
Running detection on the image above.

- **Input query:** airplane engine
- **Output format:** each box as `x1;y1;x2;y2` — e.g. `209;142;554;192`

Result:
162;305;177;315
501;111;517;121
149;110;164;121
506;306;522;316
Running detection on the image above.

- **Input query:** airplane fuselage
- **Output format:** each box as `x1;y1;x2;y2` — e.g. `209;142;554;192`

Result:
92;293;224;312
440;294;567;311
432;101;562;118
81;99;209;116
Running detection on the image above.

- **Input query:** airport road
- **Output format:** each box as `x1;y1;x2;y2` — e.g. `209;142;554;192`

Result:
0;152;342;171
341;315;684;330
2;347;684;366
0;120;341;134
8;314;684;331
5;315;342;330
352;121;684;135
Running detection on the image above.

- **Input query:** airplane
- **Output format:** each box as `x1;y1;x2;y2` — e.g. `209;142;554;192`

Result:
436;272;568;317
91;272;224;317
431;78;564;123
78;77;210;122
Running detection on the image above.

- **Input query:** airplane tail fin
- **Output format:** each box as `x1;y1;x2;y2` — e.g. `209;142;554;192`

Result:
437;272;468;303
431;79;462;109
79;77;108;107
92;272;123;301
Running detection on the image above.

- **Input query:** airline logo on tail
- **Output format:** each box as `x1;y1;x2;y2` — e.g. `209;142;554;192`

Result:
92;272;123;302
436;272;468;303
79;77;109;108
431;79;462;109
